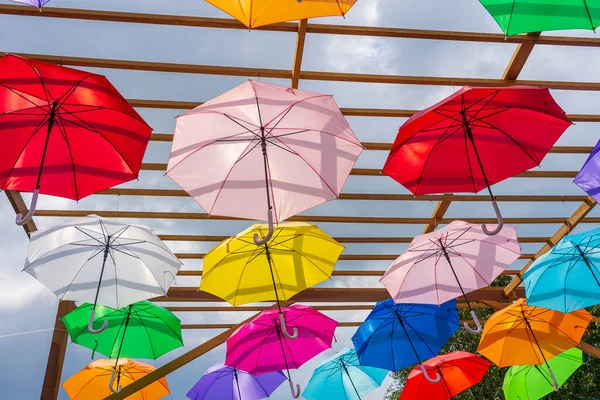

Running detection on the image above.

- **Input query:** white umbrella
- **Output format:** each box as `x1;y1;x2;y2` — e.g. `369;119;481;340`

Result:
23;215;182;334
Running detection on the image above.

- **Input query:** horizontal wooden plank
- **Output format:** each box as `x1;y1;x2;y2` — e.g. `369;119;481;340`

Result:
176;269;522;276
173;253;534;260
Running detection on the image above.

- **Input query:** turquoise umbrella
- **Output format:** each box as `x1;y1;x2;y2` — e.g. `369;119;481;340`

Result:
302;348;388;400
523;226;600;313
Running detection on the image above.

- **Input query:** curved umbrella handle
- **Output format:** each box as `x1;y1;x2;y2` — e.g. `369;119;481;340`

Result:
280;313;298;340
16;188;39;226
482;200;504;236
420;364;441;383
254;208;274;245
463;310;483;334
87;308;108;334
288;378;301;398
109;369;123;394
547;366;559;391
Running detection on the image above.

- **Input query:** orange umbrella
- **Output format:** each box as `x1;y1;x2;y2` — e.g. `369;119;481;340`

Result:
62;358;169;399
477;298;592;391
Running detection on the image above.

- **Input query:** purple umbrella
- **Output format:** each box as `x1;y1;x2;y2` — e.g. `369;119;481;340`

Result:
186;363;286;400
10;0;52;8
574;139;600;202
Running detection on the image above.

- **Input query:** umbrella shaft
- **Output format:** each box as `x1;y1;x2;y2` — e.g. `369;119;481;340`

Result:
574;245;600;287
461;109;495;200
437;366;452;399
341;362;361;400
264;246;282;313
274;321;292;376
114;305;132;368
522;311;550;366
439;241;471;310
36;102;58;189
233;369;242;400
259;128;272;212
93;237;111;309
395;315;422;364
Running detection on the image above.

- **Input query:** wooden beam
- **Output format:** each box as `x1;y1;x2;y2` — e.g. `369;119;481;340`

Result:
173;253;533;261
503;32;541;80
423;198;452;234
164;303;496;312
4;190;37;235
578;342;600;359
503;196;597;296
40;300;76;400
176;269;522;277
291;19;308;89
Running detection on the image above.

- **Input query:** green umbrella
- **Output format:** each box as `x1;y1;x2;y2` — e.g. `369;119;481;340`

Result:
503;347;582;400
63;301;184;360
478;0;600;36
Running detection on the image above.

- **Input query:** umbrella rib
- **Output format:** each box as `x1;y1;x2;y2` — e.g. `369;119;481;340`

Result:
15;56;54;104
134;311;160;359
0;84;49;109
268;245;332;280
462;119;478;193
251;324;278;374
445;247;492;286
265;138;299;156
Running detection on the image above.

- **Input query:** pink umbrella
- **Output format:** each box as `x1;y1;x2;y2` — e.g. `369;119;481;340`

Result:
225;304;337;398
166;80;363;245
381;220;521;334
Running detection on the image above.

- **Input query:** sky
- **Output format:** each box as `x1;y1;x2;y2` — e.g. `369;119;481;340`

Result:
0;0;600;399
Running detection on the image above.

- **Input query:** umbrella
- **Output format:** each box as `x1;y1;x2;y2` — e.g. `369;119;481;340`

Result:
575;140;600;203
9;0;51;7
225;304;337;398
399;351;491;400
24;215;181;334
478;0;600;36
523;226;600;313
186;362;286;400
351;298;460;382
200;222;343;338
205;0;357;28
382;85;571;236
166;80;363;245
62;358;169;400
62;301;183;392
477;299;592;391
503;347;583;400
302;348;389;400
381;220;520;334
0;54;151;225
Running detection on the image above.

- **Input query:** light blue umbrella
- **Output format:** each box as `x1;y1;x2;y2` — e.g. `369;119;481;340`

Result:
523;226;600;313
302;348;388;400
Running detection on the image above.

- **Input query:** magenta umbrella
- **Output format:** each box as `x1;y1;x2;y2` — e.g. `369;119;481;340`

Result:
166;80;363;245
225;305;338;398
381;221;521;334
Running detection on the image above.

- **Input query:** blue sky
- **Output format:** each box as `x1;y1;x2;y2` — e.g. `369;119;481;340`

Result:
0;0;600;399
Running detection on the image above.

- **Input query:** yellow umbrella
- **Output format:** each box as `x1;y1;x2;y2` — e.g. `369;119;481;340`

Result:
205;0;357;28
62;358;169;399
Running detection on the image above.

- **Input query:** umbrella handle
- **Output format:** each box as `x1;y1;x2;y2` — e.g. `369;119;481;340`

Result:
253;208;274;245
463;310;483;334
548;366;559;391
481;200;504;236
280;313;298;340
288;378;301;398
109;368;123;393
420;364;441;383
88;308;108;334
16;188;39;226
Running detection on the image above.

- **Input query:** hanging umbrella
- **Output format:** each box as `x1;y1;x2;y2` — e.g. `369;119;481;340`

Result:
24;215;181;334
351;298;460;382
205;0;357;28
524;226;600;313
200;222;343;338
381;220;520;334
62;358;169;400
225;304;337;398
382;85;571;236
477;299;592;392
503;347;583;400
0;54;152;225
302;347;389;400
478;0;600;36
575;139;600;202
186;362;286;400
399;351;491;400
166;79;363;245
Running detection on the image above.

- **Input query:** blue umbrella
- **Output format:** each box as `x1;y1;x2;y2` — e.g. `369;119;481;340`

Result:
523;226;600;313
351;299;459;383
302;348;388;400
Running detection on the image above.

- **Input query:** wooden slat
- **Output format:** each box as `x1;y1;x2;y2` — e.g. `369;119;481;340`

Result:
503;32;541;80
173;253;533;261
164;303;498;312
423;198;452;233
578;342;600;359
3;190;37;235
291;19;308;89
176;269;522;277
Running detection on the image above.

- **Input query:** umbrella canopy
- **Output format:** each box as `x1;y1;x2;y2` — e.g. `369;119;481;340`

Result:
24;215;181;334
399;351;491;400
205;0;357;28
186;362;286;400
302;348;389;400
503;347;583;400
226;305;337;398
0;54;152;225
166;80;362;245
575;139;600;202
383;85;570;236
478;0;600;36
62;301;183;360
381;220;520;333
63;358;169;398
524;226;600;313
9;0;52;7
351;299;460;380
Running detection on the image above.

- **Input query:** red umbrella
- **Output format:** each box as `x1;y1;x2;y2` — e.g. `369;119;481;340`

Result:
0;54;151;225
383;86;571;235
399;351;491;400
